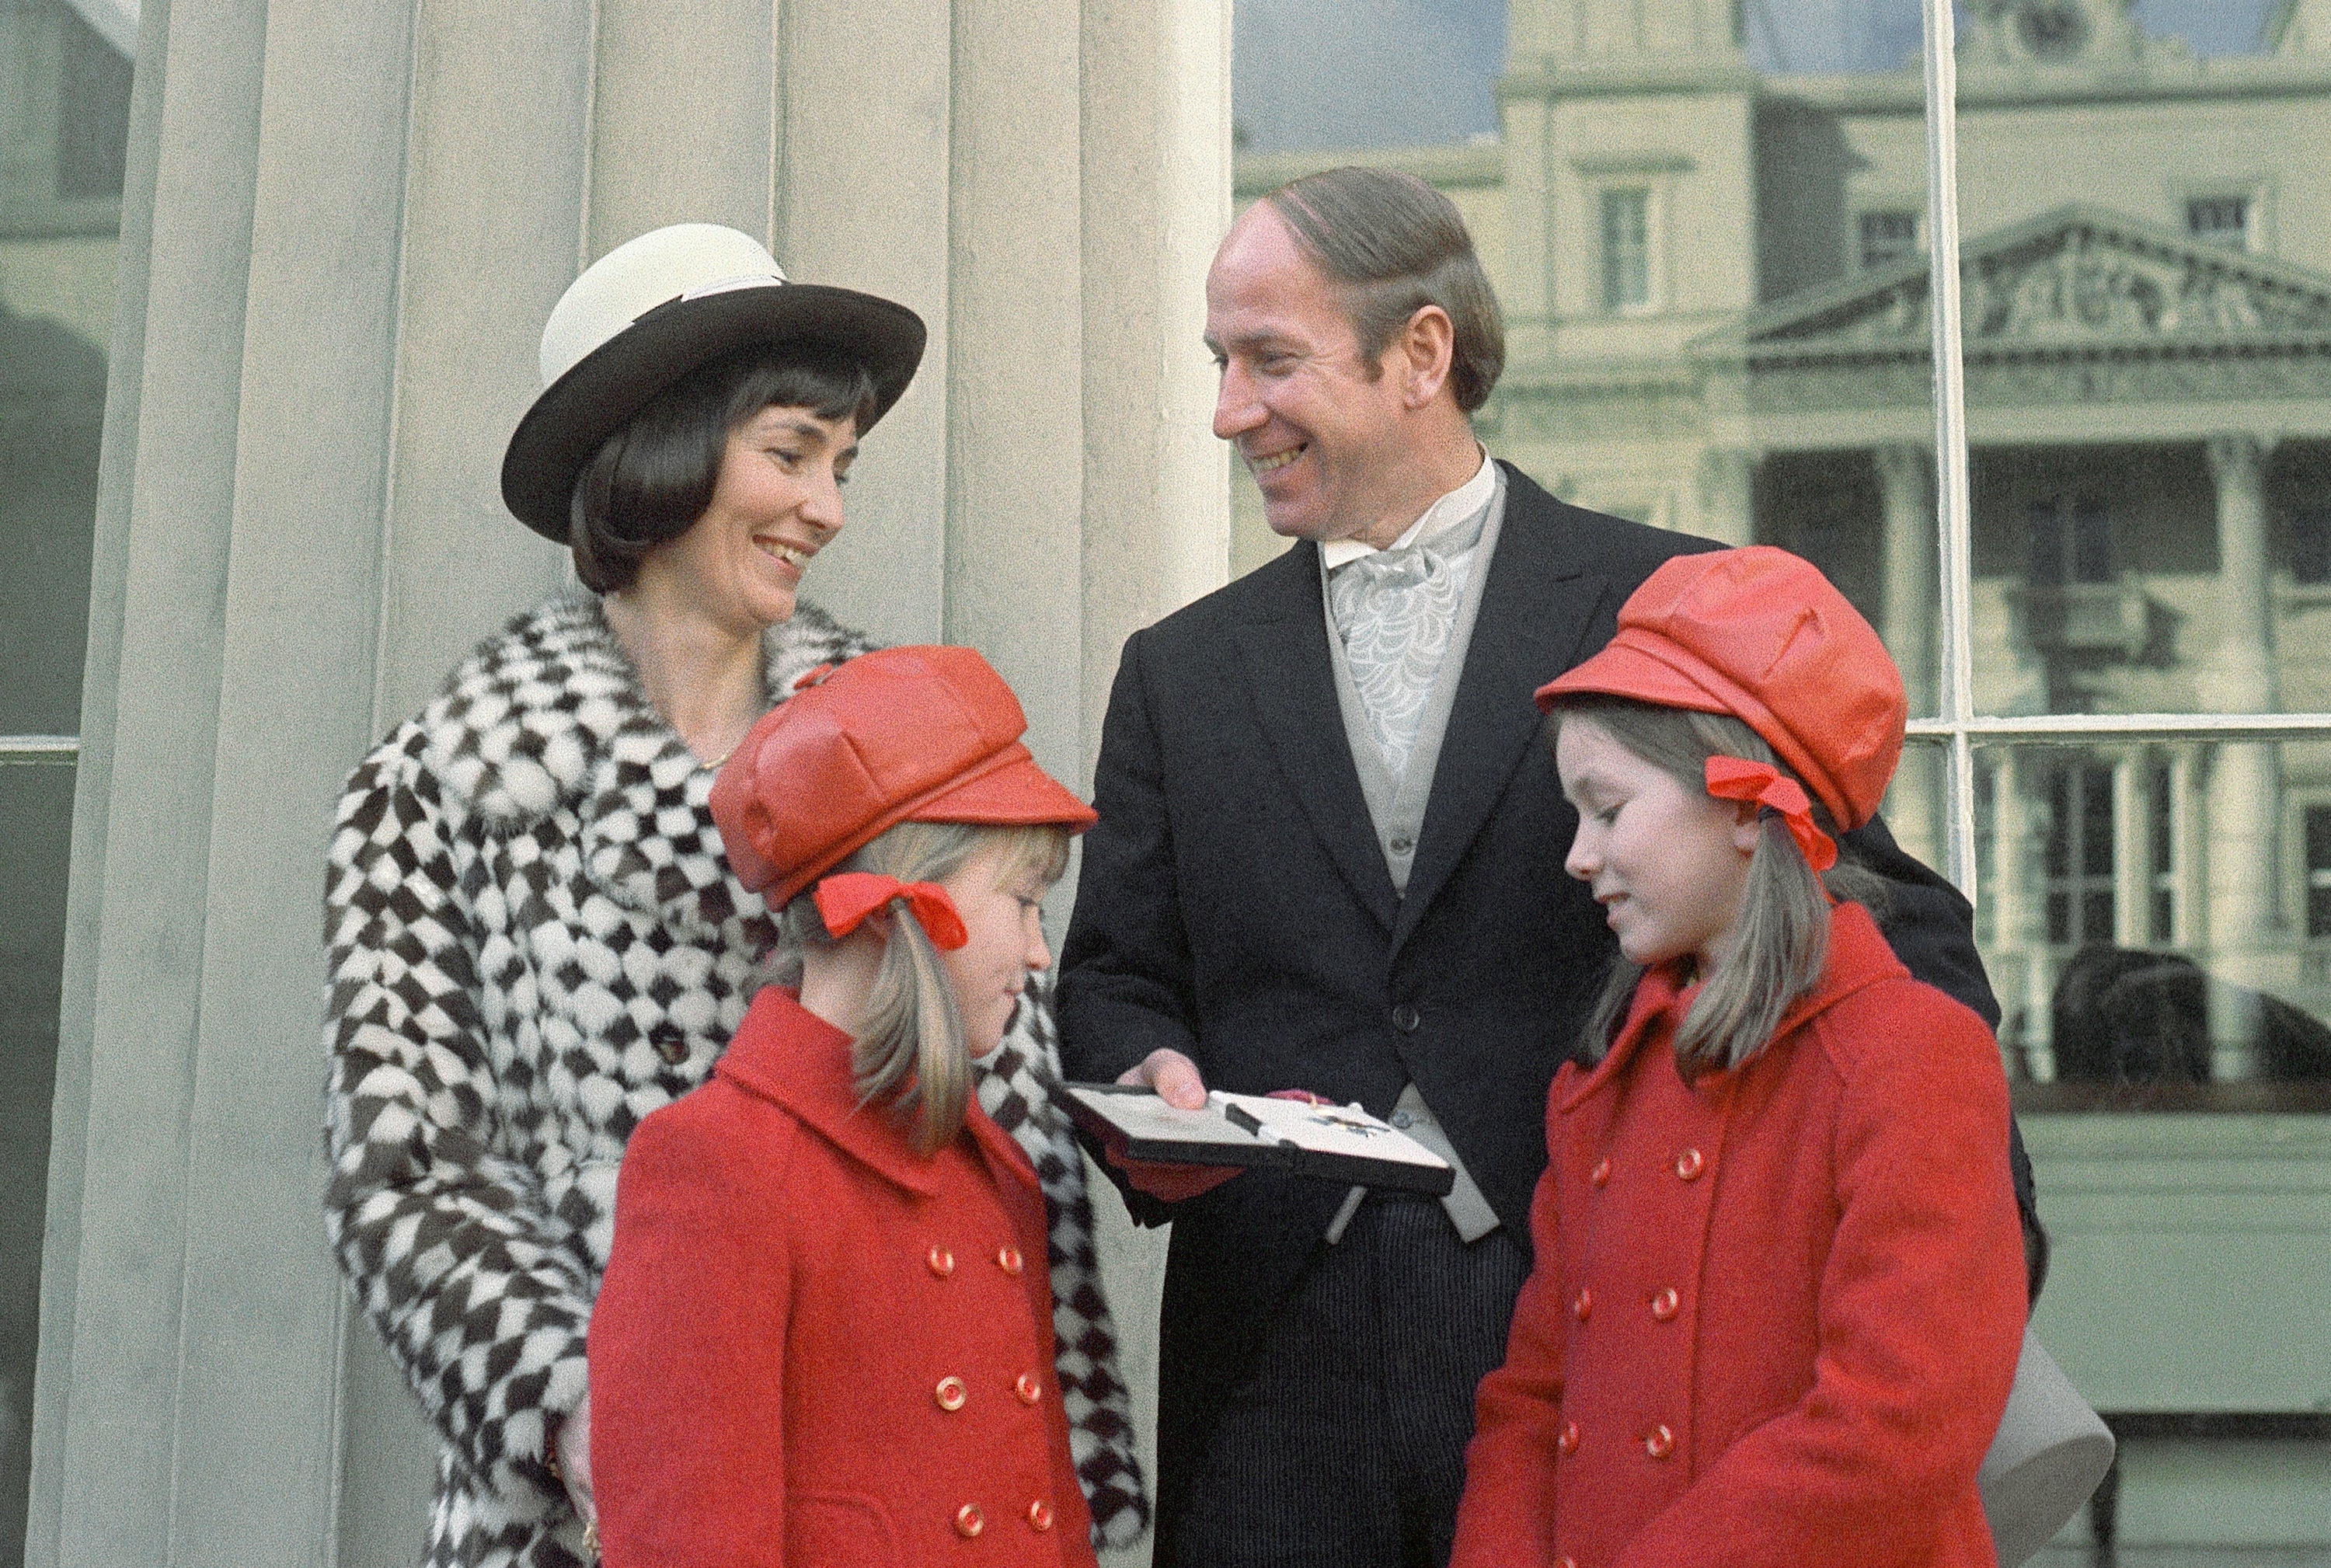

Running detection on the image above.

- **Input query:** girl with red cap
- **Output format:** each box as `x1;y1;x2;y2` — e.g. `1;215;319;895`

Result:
588;646;1107;1567
1449;547;2027;1568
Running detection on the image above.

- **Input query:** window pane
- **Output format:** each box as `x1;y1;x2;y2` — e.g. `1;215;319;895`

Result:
2;2;122;1555
0;767;70;1564
1955;6;2328;719
1977;740;2331;1110
1229;1;1953;708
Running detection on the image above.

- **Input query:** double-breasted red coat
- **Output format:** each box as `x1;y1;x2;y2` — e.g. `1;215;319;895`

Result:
1450;902;2026;1568
589;986;1099;1568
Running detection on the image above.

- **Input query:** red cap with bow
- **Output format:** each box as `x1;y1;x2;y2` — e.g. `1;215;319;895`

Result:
709;645;1096;909
1534;545;1906;839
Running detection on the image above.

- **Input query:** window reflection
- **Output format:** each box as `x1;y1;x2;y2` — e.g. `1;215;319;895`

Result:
1980;742;2331;1106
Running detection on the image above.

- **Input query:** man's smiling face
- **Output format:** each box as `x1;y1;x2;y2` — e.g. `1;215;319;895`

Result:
1204;204;1417;546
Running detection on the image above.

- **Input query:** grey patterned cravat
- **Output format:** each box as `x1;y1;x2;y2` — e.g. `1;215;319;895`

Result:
1326;500;1490;779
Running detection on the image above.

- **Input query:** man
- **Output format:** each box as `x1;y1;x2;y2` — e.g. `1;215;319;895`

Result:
1057;167;2034;1568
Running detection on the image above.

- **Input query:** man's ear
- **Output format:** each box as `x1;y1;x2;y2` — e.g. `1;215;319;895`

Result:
1396;305;1455;408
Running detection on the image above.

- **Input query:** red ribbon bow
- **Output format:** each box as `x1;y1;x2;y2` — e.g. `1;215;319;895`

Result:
813;872;970;951
1704;756;1837;873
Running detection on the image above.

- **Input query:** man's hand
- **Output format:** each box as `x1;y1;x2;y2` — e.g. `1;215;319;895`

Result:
1109;1049;1241;1201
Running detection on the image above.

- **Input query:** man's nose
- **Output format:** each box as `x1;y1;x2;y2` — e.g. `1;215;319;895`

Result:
1213;367;1263;441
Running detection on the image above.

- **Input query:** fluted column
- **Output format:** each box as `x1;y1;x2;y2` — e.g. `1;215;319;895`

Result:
1873;443;1939;868
2201;435;2280;1004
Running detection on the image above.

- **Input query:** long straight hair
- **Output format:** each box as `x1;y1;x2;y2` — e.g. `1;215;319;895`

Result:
1551;695;1887;1080
768;819;1070;1155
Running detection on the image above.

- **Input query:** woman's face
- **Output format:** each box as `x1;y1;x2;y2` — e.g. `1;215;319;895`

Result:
936;844;1054;1060
636;404;857;636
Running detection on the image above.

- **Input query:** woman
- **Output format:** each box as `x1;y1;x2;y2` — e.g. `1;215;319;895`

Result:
323;225;1147;1568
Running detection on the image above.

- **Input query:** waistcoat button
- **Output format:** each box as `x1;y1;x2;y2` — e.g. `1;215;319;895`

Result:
1391;1004;1420;1033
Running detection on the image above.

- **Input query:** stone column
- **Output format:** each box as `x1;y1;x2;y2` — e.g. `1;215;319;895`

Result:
1873;442;1939;867
2201;435;2280;1006
1986;749;2054;1078
1695;445;1755;546
2113;751;2148;948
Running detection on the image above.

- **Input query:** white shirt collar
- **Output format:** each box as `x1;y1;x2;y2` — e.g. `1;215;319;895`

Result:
1319;448;1496;570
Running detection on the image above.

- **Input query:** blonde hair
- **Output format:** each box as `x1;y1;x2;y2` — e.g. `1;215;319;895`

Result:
768;820;1071;1155
1549;696;1887;1081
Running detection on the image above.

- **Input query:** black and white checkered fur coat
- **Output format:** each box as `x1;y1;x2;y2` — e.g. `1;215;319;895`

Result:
324;594;1148;1567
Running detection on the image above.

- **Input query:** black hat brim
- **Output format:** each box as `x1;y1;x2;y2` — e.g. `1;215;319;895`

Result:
499;282;926;542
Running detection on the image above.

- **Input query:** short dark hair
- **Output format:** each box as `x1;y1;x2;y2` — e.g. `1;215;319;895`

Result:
1263;166;1506;413
568;347;880;593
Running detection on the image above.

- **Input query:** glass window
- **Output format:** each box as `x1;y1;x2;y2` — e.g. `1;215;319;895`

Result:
2185;193;2251;249
1599;187;1651;312
1226;0;2328;1536
1859;208;1922;269
2;0;124;1556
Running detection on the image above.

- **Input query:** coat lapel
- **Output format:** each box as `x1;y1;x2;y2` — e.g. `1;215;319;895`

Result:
1230;545;1402;932
1393;469;1616;954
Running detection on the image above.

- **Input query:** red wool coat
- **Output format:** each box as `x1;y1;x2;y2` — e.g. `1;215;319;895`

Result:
590;987;1099;1568
1450;902;2026;1568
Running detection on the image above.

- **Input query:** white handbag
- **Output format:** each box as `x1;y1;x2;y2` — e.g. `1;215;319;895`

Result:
1979;1327;2117;1567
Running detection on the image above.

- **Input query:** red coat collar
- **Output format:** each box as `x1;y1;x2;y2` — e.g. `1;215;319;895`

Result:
714;986;1038;1197
1558;900;1909;1112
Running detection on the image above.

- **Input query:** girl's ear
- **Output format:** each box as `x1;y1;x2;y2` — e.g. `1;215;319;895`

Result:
1726;799;1765;857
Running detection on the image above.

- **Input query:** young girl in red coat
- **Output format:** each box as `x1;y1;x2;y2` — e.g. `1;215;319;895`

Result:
588;645;1106;1568
1449;547;2028;1568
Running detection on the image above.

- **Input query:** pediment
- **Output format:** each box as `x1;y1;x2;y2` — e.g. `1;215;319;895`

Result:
1693;204;2331;360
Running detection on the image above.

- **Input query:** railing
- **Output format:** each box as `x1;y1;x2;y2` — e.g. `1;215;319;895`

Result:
0;736;81;766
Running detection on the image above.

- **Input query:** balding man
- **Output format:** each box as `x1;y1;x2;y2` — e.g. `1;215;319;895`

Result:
1058;166;2036;1568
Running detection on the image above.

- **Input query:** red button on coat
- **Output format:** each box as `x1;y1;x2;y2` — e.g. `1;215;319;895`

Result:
934;1376;967;1412
1027;1500;1055;1531
955;1504;984;1538
1589;1158;1611;1187
1650;1287;1681;1322
926;1246;954;1277
1645;1423;1677;1459
997;1246;1025;1275
1556;1421;1580;1456
1675;1147;1706;1180
1572;1288;1593;1322
1015;1373;1043;1405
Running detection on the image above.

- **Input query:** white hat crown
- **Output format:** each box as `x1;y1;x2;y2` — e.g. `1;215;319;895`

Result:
538;223;789;388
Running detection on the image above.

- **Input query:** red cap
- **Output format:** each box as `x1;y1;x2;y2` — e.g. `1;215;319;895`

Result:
710;646;1096;907
1535;546;1905;832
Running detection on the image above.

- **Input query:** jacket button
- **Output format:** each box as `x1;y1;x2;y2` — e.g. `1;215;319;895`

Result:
927;1246;954;1277
1557;1557;1578;1568
1390;1003;1420;1033
1027;1499;1055;1531
955;1503;984;1538
996;1245;1025;1275
650;1026;688;1066
934;1375;968;1412
1589;1157;1611;1187
1650;1287;1680;1322
1556;1421;1580;1456
1571;1288;1592;1322
1015;1373;1044;1405
1674;1147;1705;1181
1645;1423;1676;1459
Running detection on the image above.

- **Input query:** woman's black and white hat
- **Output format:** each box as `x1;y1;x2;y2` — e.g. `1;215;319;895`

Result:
500;223;925;541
